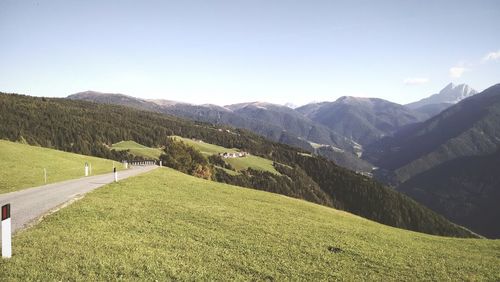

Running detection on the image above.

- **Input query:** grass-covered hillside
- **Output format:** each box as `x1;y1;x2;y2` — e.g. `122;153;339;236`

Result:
0;168;498;280
174;136;279;174
0;140;123;194
0;92;476;237
111;140;163;159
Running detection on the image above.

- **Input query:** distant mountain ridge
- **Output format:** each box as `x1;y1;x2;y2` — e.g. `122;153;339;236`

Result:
297;96;427;147
67;84;481;177
68;91;371;172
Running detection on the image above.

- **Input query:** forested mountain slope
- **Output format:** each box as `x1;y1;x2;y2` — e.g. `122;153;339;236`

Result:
365;84;500;183
398;149;500;238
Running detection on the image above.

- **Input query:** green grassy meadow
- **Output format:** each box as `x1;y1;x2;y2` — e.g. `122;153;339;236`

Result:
173;136;239;155
111;140;163;159
0;140;124;194
1;167;498;280
174;136;279;174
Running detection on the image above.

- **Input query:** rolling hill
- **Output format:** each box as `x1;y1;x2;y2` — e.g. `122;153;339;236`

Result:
0;91;475;237
0;168;497;280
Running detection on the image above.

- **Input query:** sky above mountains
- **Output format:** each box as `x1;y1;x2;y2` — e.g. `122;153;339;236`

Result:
1;0;499;106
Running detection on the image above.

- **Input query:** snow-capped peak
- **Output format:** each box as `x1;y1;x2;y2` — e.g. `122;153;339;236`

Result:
406;83;477;109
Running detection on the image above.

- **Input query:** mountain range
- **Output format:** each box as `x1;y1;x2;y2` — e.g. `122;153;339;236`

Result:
68;83;476;172
69;91;374;172
297;96;427;147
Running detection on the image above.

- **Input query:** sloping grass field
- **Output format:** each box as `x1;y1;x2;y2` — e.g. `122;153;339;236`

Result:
0;167;498;280
173;136;239;155
0;140;123;194
111;140;163;159
174;136;279;174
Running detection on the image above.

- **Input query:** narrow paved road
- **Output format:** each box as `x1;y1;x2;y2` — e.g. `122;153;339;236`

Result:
0;165;158;233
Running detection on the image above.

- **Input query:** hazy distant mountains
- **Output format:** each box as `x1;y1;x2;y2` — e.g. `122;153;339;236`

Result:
297;96;427;147
68;84;476;173
406;83;477;117
70;92;352;151
69;91;372;172
365;83;500;237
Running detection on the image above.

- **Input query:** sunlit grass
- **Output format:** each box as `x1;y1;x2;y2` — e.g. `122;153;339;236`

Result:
111;140;163;159
174;136;279;174
0;140;124;194
0;168;498;280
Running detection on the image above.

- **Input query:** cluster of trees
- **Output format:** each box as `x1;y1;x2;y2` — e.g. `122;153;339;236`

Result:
213;164;334;208
159;138;212;179
0;92;477;238
207;154;233;170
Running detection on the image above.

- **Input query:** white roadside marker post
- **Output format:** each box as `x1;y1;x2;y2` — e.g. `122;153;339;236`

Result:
85;162;89;177
114;167;118;182
159;160;162;167
2;204;12;258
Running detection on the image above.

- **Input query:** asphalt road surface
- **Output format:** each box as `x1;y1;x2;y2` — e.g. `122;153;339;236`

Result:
0;165;158;233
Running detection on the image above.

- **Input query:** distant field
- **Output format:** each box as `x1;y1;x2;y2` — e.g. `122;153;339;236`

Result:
174;136;279;174
0;140;124;194
173;136;239;155
225;155;277;173
111;140;163;159
1;168;498;280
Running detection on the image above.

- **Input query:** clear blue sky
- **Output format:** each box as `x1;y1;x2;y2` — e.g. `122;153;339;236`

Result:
1;0;499;106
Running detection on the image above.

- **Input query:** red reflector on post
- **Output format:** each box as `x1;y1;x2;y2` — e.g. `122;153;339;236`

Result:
1;204;10;221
